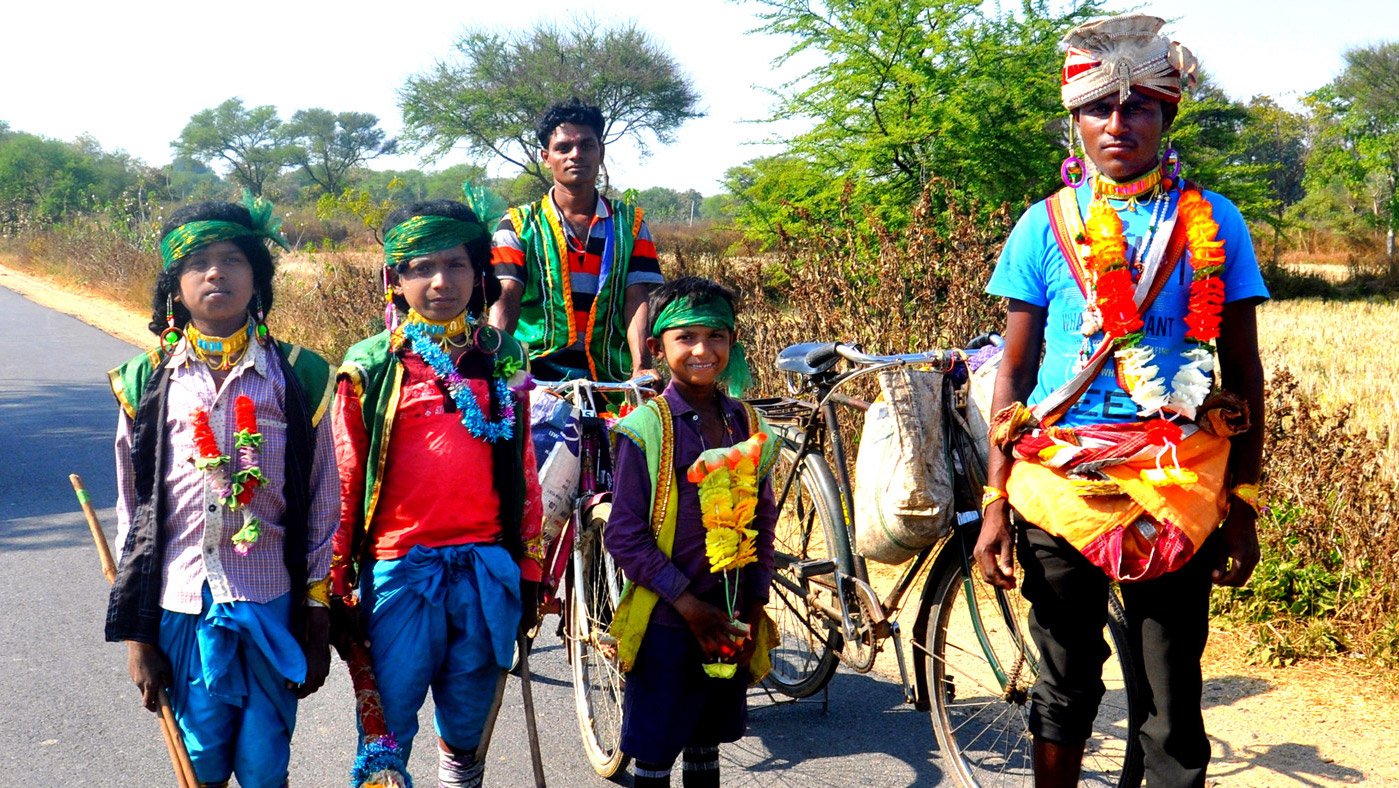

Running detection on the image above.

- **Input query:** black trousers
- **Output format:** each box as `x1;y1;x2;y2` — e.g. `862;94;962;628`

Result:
1018;521;1218;788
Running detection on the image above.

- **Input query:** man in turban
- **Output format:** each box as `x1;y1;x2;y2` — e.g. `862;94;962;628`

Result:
974;14;1269;786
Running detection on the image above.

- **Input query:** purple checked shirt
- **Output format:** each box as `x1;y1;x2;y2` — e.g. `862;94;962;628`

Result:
606;384;777;628
113;338;338;614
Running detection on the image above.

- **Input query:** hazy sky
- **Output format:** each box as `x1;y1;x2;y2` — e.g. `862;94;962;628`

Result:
3;0;1395;194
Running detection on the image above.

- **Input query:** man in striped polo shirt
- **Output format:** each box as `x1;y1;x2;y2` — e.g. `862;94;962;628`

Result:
490;98;664;382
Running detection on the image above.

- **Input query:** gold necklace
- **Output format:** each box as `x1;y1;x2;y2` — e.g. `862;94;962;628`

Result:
184;321;252;371
403;309;470;351
1093;166;1165;212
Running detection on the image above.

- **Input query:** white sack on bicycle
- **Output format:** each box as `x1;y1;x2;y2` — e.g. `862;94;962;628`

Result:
529;390;582;546
854;367;955;564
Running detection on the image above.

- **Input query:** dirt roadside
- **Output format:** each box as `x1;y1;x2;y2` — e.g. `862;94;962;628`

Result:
3;259;1395;786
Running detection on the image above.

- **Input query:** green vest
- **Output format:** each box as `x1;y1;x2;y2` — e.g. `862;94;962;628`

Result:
337;327;530;565
108;341;334;426
507;196;642;381
608;395;781;679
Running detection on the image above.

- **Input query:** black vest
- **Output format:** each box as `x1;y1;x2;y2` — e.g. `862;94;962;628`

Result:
105;344;317;643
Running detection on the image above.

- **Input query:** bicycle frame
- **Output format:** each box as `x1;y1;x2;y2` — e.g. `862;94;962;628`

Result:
754;342;994;703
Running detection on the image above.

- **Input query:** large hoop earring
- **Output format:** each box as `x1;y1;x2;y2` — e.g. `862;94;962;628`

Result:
1163;142;1182;180
253;293;269;341
382;267;399;332
1061;119;1086;188
473;324;503;356
161;293;182;353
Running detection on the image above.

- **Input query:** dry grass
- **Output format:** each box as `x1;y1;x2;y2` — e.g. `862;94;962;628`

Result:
1257;298;1398;462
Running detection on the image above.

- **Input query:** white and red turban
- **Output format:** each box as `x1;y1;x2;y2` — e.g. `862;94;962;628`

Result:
1060;14;1198;110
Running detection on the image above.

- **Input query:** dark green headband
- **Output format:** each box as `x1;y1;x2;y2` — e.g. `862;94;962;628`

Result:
651;295;752;396
382;215;486;268
651;295;736;337
159;190;290;270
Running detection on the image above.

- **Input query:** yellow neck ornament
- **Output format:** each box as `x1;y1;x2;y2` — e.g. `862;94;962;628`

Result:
401;309;471;349
184;321;252;371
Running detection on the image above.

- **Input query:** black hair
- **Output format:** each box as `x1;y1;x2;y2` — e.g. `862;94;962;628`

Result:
535;98;605;148
149;201;276;336
647;276;739;336
382;199;500;317
1161;101;1179;130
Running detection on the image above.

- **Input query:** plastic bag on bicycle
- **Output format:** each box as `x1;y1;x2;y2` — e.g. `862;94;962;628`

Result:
529;390;582;545
853;367;954;564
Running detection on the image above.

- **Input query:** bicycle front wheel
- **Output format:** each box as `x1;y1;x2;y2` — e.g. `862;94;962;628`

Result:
763;436;844;698
925;559;1141;787
568;501;631;778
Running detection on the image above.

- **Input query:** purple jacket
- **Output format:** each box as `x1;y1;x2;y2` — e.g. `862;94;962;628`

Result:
607;384;777;628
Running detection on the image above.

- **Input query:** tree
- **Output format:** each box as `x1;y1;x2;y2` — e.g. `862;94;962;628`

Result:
1239;97;1309;265
744;0;1105;235
1168;75;1275;226
285;109;397;196
0;132;139;226
173;98;296;196
399;20;702;188
1306;43;1399;261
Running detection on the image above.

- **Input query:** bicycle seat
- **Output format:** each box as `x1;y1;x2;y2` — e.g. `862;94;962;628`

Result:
776;342;841;375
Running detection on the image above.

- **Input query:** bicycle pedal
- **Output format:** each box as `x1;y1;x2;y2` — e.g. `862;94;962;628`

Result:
794;558;836;579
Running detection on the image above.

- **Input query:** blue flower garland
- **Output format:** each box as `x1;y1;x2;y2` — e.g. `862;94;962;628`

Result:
402;321;516;443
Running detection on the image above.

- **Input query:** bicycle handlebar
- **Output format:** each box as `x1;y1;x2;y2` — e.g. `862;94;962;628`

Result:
534;374;659;395
833;344;963;370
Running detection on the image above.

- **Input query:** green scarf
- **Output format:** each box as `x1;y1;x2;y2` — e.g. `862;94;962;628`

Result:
159;190;291;269
382;215;486;268
651;295;753;397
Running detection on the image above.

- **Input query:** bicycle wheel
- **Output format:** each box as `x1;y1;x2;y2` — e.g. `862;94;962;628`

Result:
568;501;631;778
924;558;1141;787
763;436;844;698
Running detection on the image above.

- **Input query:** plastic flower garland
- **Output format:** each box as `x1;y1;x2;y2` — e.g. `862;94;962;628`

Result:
687;431;768;678
192;395;266;555
401;320;517;443
1083;187;1225;421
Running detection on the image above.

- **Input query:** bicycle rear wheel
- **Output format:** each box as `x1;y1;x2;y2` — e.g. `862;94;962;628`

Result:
763;436;844;698
568;501;631;778
925;558;1141;787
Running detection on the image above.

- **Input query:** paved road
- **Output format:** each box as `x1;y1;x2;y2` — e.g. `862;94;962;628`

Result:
0;284;953;786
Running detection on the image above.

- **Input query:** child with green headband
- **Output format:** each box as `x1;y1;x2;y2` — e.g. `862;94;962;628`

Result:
605;276;778;787
105;195;338;787
331;199;543;787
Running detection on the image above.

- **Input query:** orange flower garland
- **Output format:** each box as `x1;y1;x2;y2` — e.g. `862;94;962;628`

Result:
1082;183;1227;420
1085;198;1143;338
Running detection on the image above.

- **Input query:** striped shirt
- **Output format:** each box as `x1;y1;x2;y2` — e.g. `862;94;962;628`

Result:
491;192;663;366
113;338;338;614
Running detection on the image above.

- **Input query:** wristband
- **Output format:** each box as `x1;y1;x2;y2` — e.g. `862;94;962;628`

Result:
981;486;1008;510
1229;483;1261;513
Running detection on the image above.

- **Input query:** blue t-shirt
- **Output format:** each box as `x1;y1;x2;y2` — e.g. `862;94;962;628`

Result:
986;184;1270;426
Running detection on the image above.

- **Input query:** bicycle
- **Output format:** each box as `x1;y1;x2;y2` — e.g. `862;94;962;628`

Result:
749;338;1144;787
530;376;655;779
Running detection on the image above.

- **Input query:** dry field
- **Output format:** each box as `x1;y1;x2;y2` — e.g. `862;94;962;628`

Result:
1256;297;1398;462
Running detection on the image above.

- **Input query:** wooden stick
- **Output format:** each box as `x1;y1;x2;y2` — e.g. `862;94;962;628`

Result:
160;689;200;787
69;474;116;583
71;473;200;785
156;707;190;788
517;633;547;788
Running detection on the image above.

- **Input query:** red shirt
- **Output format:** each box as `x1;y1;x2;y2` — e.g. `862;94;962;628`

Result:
334;350;542;580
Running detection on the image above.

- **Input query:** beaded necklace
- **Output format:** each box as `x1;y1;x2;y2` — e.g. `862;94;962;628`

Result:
1093;166;1165;212
184;321;252;371
400;310;470;350
400;320;517;443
